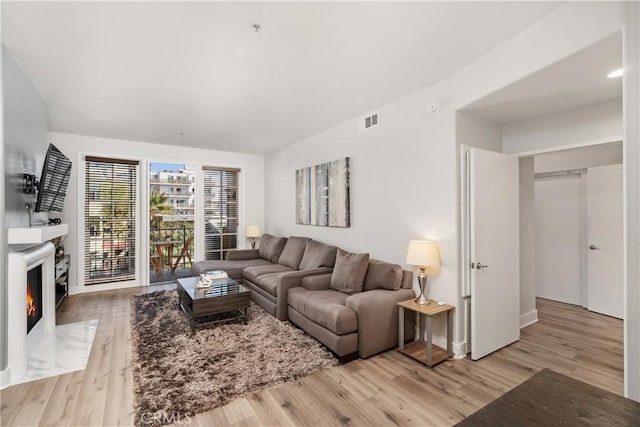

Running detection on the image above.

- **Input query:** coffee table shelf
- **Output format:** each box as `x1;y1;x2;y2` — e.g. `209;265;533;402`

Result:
177;276;251;330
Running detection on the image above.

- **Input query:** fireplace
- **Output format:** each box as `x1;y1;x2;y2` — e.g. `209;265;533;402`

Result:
26;265;43;334
3;242;56;388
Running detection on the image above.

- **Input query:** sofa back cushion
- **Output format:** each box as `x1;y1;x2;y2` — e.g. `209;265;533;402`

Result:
330;249;370;294
278;236;310;269
400;270;413;289
363;259;403;291
299;240;338;270
258;233;287;263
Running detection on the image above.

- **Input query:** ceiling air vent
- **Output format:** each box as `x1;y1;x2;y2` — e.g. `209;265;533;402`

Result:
359;111;379;132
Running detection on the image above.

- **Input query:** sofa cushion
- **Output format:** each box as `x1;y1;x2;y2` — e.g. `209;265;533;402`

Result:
278;236;310;269
252;272;284;297
330;249;369;294
299;240;338;270
259;233;287;263
243;264;293;284
191;258;271;280
288;288;357;335
364;259;403;291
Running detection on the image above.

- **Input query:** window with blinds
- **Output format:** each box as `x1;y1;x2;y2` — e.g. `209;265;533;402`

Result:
84;157;138;285
203;167;240;260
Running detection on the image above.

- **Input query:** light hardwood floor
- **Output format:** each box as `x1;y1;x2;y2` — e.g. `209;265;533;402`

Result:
1;290;623;426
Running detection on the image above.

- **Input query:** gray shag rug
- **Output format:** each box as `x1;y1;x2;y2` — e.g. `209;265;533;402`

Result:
130;289;338;426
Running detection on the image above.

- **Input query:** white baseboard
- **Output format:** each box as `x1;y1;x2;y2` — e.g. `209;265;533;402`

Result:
520;309;539;328
453;341;468;359
1;367;11;390
69;279;140;296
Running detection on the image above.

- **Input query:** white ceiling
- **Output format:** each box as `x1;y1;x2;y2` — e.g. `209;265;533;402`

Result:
2;2;562;154
461;32;622;124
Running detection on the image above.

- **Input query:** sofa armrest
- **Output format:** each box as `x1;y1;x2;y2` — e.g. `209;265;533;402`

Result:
301;273;333;291
346;289;416;358
226;249;261;261
275;267;333;320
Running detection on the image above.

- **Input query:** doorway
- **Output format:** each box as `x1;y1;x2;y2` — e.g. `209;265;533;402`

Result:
533;144;624;319
148;162;195;284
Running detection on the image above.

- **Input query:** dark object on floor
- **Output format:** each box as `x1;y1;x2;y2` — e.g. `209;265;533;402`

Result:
456;368;640;426
130;290;337;427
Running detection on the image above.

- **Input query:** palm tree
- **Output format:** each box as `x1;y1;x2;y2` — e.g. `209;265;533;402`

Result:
149;188;173;230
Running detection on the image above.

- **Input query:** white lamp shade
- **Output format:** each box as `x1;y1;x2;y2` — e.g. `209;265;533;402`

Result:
246;225;261;238
406;240;440;267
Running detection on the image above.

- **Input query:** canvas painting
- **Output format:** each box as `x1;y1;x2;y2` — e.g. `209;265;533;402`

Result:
296;157;350;227
295;168;310;224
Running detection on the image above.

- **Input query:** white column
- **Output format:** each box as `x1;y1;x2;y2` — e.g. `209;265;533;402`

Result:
624;0;640;401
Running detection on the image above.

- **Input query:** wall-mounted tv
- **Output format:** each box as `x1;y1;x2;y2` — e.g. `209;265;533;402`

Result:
35;144;72;213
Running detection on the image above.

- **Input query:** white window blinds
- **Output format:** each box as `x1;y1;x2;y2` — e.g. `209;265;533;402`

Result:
84;157;138;285
203;167;240;260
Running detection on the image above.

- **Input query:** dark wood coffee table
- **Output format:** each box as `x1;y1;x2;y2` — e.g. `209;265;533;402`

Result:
176;276;251;329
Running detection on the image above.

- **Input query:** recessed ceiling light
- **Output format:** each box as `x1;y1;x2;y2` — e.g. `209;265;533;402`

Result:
607;68;623;78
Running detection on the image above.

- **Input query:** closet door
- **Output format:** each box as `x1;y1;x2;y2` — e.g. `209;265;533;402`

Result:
535;174;583;305
587;164;623;319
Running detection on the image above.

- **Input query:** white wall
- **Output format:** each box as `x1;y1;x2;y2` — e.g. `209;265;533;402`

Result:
623;0;640;400
50;132;265;295
519;157;536;327
3;47;49;228
456;112;502;152
265;80;460;349
503;99;622;155
452;2;623;110
451;1;624;356
264;1;629;358
0;48;4;376
534;142;623;173
2;47;49;372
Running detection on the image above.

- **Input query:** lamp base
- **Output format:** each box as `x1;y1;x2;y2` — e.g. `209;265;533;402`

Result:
414;294;432;305
415;269;432;305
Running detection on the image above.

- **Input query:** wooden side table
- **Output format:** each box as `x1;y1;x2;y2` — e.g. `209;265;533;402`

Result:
397;299;454;367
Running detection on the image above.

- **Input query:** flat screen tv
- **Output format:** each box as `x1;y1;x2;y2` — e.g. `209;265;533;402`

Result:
35;143;72;213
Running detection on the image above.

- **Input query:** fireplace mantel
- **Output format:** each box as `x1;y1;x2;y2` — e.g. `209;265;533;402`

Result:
2;242;56;388
8;223;68;245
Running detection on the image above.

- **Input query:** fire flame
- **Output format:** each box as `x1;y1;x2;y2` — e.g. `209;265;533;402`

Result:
27;281;37;317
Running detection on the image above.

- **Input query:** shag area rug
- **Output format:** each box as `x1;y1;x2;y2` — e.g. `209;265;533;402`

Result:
130;290;338;426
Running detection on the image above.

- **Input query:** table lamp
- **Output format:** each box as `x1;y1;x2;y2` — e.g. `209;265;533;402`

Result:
406;240;441;305
246;225;261;249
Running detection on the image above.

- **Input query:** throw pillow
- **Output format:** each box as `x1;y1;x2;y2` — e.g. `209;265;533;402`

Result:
299;240;338;270
278;236;310;269
330;249;370;294
258;234;287;263
363;259;403;291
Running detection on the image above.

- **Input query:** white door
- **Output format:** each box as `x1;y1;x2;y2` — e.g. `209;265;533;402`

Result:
535;175;583;306
587;164;623;319
469;148;520;360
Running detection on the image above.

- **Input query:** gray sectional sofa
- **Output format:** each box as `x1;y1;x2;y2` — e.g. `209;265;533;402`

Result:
192;233;415;359
193;234;336;320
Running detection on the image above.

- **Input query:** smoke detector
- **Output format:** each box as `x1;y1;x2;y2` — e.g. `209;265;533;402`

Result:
427;101;440;114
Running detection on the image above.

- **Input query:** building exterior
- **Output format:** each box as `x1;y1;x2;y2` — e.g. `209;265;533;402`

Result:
149;165;195;221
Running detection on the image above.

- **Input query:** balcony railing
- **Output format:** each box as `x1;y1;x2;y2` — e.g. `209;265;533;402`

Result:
149;224;194;283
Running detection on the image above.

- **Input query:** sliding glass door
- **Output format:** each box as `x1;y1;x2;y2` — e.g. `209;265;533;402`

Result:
148;162;195;283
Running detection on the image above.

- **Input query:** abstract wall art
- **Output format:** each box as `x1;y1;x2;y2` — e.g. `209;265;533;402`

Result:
295;157;350;227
